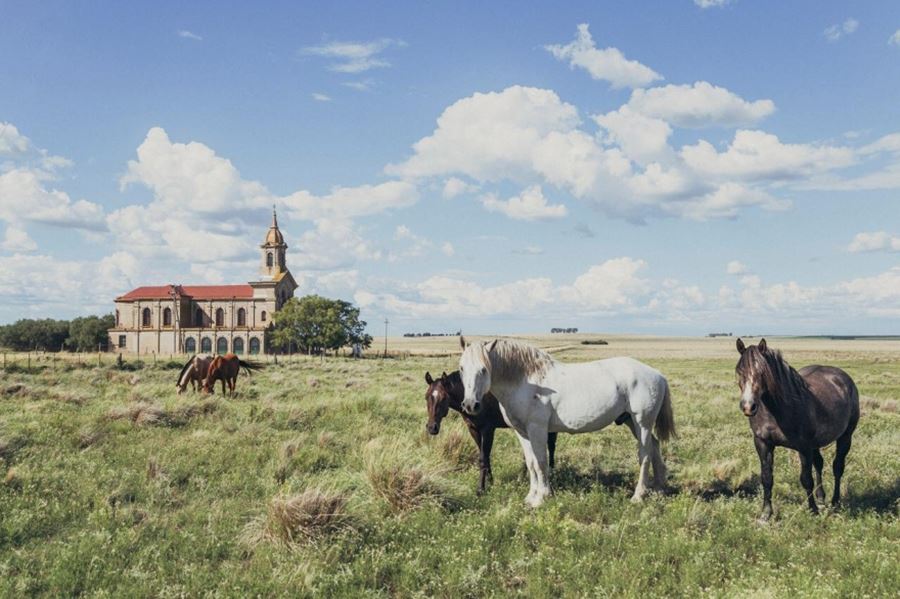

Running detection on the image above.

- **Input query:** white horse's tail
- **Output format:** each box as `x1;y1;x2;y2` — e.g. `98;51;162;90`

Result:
654;380;676;442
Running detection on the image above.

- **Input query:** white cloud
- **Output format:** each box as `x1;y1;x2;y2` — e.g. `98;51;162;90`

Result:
695;0;731;8
824;19;859;42
726;260;748;275
890;30;900;46
301;38;405;73
594;106;673;164
623;82;775;128
0;168;106;231
480;185;567;221
177;30;203;41
1;226;37;252
0;122;31;155
513;245;544;255
442;177;479;199
283;180;418;221
681;130;856;181
847;231;900;253
311;92;332;102
441;242;455;257
545;24;662;89
342;80;374;92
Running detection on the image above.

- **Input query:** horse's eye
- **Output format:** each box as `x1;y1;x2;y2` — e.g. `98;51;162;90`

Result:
481;367;487;375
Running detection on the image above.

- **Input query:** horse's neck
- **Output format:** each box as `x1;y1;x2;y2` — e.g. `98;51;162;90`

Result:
178;364;195;387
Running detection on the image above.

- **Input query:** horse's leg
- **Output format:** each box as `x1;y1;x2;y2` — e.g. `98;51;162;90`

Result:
547;432;557;470
812;449;826;506
515;432;539;506
220;378;226;396
650;434;668;490
465;424;485;494
798;451;819;515
481;426;496;492
831;431;853;508
526;423;552;507
631;423;653;503
754;436;775;522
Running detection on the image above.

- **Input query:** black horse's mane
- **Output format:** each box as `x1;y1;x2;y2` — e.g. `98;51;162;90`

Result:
737;346;809;403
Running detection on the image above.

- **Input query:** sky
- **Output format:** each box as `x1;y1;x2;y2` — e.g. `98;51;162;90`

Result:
1;0;899;336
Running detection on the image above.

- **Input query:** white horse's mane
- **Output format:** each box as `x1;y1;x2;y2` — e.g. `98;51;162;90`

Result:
478;338;554;381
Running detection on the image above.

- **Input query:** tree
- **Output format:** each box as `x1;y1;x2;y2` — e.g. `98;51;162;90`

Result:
67;314;116;351
272;295;372;355
0;318;70;351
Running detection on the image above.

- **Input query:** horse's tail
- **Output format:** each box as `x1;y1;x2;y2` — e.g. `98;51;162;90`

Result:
176;354;196;387
654;379;676;442
238;359;264;375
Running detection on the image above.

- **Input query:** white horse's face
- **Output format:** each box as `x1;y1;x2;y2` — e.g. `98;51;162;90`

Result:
459;342;491;415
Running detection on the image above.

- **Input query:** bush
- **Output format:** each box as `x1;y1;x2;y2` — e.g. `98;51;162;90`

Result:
243;489;352;547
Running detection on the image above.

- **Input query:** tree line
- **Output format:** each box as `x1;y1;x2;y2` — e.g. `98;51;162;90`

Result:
0;315;115;352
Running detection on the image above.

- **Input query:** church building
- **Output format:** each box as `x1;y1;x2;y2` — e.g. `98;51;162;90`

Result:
108;210;297;355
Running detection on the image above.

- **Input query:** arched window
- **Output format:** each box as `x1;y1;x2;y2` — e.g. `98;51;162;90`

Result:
184;337;196;353
195;308;204;327
142;307;151;327
200;337;212;353
266;252;273;267
163;307;172;326
249;337;261;355
216;337;228;355
215;308;224;327
237;308;246;326
260;310;267;322
233;337;244;355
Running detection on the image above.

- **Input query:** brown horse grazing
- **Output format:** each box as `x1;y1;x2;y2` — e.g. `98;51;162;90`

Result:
175;355;213;394
425;370;558;494
202;353;263;395
735;338;859;522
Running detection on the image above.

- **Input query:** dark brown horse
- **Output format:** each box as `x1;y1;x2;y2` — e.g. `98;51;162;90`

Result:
202;353;263;395
425;370;558;494
175;354;213;394
735;338;859;522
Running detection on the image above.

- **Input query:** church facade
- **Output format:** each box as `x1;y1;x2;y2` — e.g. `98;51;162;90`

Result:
108;211;298;355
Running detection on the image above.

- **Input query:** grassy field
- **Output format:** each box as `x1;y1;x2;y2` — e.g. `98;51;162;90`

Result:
1;335;898;597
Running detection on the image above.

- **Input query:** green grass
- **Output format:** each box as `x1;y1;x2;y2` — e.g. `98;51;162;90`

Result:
1;348;898;597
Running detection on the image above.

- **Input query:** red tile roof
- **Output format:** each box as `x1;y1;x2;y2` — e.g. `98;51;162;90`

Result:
117;284;254;301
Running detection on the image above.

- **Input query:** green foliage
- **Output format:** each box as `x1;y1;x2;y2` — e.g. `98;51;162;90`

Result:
66;314;116;352
0;314;115;352
0;318;70;351
272;295;372;354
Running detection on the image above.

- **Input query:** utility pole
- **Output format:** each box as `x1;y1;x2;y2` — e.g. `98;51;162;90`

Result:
383;318;389;358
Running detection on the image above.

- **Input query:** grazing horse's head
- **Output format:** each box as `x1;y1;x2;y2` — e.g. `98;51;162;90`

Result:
459;337;497;415
735;338;770;417
424;371;453;435
201;358;219;394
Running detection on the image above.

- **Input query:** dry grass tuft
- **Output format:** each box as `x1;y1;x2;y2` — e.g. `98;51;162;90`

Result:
365;440;458;512
712;458;741;482
434;428;477;469
77;426;106;449
105;400;218;427
243;488;351;548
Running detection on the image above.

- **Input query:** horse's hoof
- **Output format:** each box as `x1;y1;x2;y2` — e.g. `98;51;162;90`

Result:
630;493;645;504
755;516;771;526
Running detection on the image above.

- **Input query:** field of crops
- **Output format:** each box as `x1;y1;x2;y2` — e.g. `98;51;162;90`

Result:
1;335;898;596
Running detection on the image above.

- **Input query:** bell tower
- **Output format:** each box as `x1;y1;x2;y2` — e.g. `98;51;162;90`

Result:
260;206;287;278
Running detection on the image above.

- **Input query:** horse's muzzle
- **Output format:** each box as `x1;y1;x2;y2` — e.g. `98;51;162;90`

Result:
426;422;440;435
742;402;758;417
462;399;482;416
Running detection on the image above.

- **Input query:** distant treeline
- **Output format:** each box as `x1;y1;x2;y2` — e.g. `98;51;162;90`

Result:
0;315;115;352
402;331;462;338
551;328;579;334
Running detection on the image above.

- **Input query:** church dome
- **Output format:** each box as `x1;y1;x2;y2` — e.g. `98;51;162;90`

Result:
263;208;285;246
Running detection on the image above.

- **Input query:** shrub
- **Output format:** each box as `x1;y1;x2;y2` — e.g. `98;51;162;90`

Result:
364;440;460;512
243;488;351;548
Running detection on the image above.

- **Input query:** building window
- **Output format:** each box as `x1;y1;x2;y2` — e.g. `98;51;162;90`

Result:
163;307;172;326
201;337;212;353
216;337;228;355
249;337;261;355
266;252;273;267
215;308;224;327
233;337;244;355
260;310;267;322
195;308;204;327
118;335;126;348
115;310;119;326
184;337;196;353
142;307;151;327
237;308;246;326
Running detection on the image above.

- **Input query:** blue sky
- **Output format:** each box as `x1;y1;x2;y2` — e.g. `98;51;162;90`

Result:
1;0;899;335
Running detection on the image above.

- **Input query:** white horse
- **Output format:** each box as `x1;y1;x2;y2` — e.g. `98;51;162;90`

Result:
459;337;675;507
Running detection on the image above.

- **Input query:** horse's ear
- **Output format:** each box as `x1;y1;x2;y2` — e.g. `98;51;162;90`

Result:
758;338;767;353
425;372;433;385
736;338;746;354
486;339;498;353
459;336;467;350
441;371;448;379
